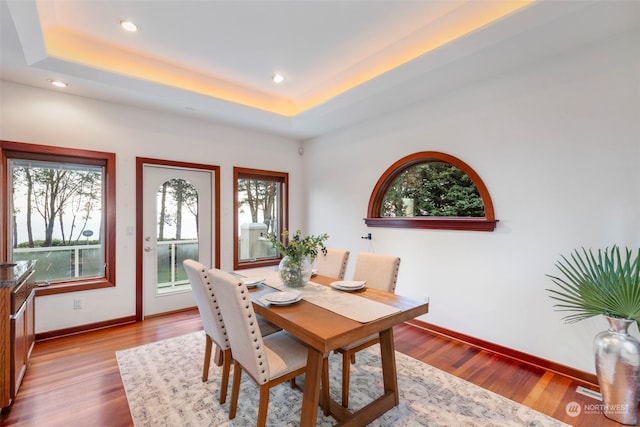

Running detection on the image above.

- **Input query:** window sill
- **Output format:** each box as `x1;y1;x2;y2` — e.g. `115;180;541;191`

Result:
234;258;280;271
34;278;115;296
364;217;498;232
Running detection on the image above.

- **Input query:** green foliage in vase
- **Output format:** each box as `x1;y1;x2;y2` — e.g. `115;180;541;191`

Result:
266;229;329;263
546;246;640;325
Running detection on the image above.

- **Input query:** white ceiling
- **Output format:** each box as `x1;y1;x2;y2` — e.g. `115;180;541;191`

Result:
1;0;639;140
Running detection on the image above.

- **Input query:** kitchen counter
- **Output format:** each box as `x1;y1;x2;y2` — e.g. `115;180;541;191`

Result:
0;261;37;287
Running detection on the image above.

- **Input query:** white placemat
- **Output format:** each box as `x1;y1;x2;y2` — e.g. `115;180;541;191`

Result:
236;268;400;323
303;281;400;323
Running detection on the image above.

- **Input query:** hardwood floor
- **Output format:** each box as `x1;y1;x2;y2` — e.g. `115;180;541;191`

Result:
0;309;633;426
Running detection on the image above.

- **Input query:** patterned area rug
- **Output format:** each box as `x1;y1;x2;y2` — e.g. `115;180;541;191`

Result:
116;331;568;426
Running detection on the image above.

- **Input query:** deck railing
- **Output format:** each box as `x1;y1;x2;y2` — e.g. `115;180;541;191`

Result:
13;240;198;287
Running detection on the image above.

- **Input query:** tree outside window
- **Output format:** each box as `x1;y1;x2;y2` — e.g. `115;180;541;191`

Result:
233;167;288;270
157;178;199;241
1;140;116;293
11;160;104;281
156;178;199;291
381;162;485;218
366;151;496;231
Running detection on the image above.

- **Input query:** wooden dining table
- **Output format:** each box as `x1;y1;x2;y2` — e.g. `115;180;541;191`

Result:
243;269;429;426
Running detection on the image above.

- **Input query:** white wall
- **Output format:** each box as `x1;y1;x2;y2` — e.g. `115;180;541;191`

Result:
1;28;638;375
303;29;640;374
0;81;302;333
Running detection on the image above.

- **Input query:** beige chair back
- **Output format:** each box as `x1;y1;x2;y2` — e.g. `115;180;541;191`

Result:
183;259;230;351
209;268;271;384
352;252;400;293
314;247;350;280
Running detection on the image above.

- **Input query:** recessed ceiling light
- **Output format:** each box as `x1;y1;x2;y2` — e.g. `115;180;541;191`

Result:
120;20;139;32
47;79;69;88
272;74;285;84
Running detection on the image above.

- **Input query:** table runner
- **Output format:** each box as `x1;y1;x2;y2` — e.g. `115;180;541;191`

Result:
237;268;401;323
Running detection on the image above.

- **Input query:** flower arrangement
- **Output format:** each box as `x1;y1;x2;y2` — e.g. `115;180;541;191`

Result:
266;229;329;288
266;229;329;263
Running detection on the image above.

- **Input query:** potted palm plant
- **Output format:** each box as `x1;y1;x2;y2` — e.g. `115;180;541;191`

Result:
547;246;640;425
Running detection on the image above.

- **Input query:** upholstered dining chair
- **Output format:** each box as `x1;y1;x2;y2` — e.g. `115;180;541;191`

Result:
336;252;401;408
314;247;350;280
182;259;280;404
209;268;324;426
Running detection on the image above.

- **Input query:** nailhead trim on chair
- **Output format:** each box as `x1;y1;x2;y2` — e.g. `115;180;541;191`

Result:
231;281;270;384
200;268;230;345
184;260;235;404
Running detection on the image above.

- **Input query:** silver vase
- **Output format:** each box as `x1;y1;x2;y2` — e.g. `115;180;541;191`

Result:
594;315;640;425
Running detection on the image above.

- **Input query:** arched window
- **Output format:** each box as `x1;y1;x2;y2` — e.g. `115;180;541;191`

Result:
365;152;497;231
155;178;199;294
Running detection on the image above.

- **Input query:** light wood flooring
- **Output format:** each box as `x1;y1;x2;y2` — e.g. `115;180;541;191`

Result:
0;309;633;426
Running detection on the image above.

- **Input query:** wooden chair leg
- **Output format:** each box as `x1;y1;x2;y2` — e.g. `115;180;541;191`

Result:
229;361;242;419
341;351;351;408
214;344;224;366
202;335;213;382
257;384;270;427
322;356;330;416
219;348;232;404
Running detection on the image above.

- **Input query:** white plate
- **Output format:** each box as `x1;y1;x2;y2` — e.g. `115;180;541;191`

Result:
242;277;265;288
268;295;303;306
331;284;365;292
264;291;302;304
330;280;366;289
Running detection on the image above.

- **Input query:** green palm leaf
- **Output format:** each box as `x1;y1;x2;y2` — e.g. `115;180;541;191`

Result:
546;246;640;325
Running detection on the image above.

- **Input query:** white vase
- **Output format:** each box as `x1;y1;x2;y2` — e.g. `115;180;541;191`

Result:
278;255;312;288
594;315;640;425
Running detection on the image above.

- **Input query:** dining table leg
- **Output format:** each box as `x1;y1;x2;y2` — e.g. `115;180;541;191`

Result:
329;328;399;426
300;347;324;426
379;327;399;405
